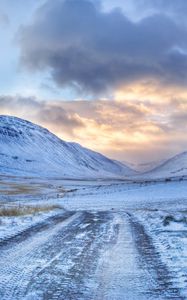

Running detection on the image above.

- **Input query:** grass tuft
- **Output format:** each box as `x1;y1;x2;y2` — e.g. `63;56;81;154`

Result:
0;204;62;217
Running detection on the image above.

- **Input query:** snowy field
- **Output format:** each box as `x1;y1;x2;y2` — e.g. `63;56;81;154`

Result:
0;176;186;299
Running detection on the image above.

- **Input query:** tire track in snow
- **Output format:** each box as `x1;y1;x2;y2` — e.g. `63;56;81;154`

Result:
95;213;184;300
0;211;74;248
25;211;115;300
0;212;82;300
129;213;185;300
0;211;184;300
95;213;155;300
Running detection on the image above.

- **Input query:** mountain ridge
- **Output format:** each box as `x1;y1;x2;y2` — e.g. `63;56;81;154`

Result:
0;115;135;179
139;151;187;179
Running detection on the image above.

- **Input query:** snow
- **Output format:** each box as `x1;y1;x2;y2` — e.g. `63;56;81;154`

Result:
0;115;135;179
62;180;187;211
60;180;187;298
135;209;187;298
0;208;64;242
95;213;158;300
1;115;187;182
0;178;186;299
141;151;187;179
0;115;187;298
122;159;167;172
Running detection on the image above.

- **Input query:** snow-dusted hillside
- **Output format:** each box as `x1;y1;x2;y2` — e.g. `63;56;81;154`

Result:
0;115;135;178
122;159;166;173
142;151;187;179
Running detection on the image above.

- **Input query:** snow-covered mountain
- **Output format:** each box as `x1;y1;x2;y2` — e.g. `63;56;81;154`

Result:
142;152;187;179
0;115;135;179
122;159;166;173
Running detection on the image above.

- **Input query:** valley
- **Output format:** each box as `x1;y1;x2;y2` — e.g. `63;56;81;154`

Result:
0;116;186;299
1;0;187;298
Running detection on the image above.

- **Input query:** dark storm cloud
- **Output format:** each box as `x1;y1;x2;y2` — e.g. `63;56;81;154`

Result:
18;0;187;93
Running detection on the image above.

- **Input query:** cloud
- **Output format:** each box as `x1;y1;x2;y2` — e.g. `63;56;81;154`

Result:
137;0;187;15
17;0;187;94
1;94;187;162
0;95;84;136
0;12;9;28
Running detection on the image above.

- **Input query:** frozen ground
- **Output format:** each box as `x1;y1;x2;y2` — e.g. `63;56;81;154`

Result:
0;176;186;299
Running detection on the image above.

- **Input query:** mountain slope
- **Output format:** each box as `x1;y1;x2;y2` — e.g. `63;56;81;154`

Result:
142;152;187;179
0;115;135;179
122;159;166;173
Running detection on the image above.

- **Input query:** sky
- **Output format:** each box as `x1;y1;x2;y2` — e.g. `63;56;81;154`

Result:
0;0;187;163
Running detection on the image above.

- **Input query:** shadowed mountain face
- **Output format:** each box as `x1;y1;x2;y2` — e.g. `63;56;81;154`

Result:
0;115;135;179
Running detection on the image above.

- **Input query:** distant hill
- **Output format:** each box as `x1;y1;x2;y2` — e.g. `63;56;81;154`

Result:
141;152;187;179
122;159;166;173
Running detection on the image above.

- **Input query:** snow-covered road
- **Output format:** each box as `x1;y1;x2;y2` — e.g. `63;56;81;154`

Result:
0;210;184;300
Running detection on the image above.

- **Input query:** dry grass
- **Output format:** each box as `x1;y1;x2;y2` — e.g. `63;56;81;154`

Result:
0;182;40;195
0;204;62;217
0;180;66;196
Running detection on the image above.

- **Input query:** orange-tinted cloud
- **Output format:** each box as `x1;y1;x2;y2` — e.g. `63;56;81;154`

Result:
1;93;187;163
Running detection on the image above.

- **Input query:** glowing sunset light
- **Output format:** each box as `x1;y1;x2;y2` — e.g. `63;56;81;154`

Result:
1;0;187;163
